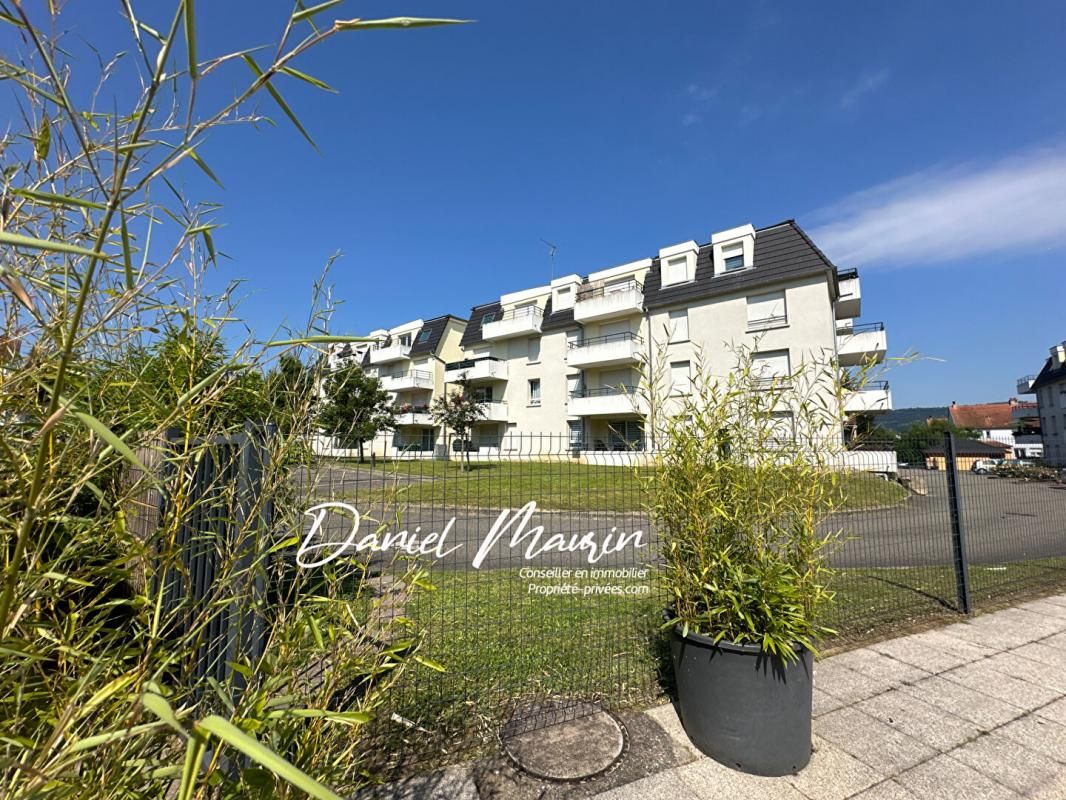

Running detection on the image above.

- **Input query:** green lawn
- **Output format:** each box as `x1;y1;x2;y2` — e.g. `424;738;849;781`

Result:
331;459;908;513
372;555;1066;762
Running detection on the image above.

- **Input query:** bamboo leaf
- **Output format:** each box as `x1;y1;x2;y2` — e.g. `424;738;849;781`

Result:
0;231;114;261
334;17;471;31
119;207;134;289
141;691;188;739
413;655;446;673
68;721;167;754
279;65;336;93
241;54;316;150
73;411;151;476
12;187;106;210
197;716;343;800
183;0;198;79
293;0;342;23
0;269;34;312
265;335;377;346
266;708;371;726
186;148;225;189
178;732;207;800
34;116;50;161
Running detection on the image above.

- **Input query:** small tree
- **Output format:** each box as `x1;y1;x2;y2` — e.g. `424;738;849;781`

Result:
266;354;317;435
318;365;396;461
431;377;486;470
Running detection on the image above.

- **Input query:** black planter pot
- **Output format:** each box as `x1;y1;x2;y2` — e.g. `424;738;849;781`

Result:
669;624;813;776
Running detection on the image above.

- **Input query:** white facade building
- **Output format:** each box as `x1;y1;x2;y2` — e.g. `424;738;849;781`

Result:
1019;341;1066;465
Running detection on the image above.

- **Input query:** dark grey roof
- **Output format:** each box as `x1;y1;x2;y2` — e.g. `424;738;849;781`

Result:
923;439;1010;457
1031;355;1066;392
644;220;839;311
410;314;464;357
459;302;502;348
543;300;578;332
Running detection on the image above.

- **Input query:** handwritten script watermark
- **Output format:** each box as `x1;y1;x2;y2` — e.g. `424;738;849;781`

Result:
296;500;646;570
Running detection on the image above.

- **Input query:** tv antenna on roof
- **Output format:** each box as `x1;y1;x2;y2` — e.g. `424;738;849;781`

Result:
540;238;558;281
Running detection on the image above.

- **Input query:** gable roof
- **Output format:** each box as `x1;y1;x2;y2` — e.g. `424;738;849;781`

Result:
949;401;1032;430
1032;354;1066;392
923;438;1011;457
409;314;465;357
643;220;839;311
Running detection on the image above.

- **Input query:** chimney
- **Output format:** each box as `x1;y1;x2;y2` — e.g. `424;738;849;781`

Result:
1009;397;1017;406
1052;342;1066;365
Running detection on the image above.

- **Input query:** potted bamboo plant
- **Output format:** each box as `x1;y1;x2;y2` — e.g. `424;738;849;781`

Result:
643;347;849;776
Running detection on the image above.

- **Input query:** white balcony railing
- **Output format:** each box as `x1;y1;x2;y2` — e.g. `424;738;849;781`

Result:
395;410;434;426
844;381;892;414
481;306;543;340
836;269;861;320
573;280;644;323
566;332;643;368
836;322;886;366
569;385;642;417
444;357;508;383
369;342;412;365
380;370;434;392
481;401;508;422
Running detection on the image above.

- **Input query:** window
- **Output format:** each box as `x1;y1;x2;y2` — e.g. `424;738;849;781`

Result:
723;243;745;271
398;333;412;347
662;256;689;287
747;290;787;330
528;378;541;406
567;373;582;399
771;412;795;443
416;328;432;344
670;360;691;394
527;337;541;363
752;350;791;386
568;419;584;447
669;309;689;342
471;386;493;402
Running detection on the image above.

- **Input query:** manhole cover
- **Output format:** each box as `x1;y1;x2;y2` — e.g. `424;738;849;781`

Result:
500;700;627;782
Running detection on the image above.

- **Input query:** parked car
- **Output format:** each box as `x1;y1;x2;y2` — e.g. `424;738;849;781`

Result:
971;459;1005;474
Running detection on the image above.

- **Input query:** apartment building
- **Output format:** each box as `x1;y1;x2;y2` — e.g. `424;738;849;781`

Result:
321;315;467;456
1018;341;1066;465
443;220;890;457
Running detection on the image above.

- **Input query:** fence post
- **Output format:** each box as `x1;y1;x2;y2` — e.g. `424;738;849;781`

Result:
944;433;973;614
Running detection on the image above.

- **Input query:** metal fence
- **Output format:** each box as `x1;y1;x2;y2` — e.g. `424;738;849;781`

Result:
301;430;1066;771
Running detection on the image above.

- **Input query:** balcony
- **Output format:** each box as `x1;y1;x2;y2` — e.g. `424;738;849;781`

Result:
573;280;644;323
394;405;433;426
380;370;434;392
1011;403;1040;421
837;322;887;366
481;401;509;422
481;306;543;341
369;342;412;365
836;269;861;319
567;332;644;368
569;385;641;417
1017;375;1037;394
444;356;508;383
844;381;892;414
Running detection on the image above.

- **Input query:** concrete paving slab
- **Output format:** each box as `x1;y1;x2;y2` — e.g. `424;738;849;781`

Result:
857;689;981;752
589;768;699;800
936;620;1019;650
815;661;892;704
783;735;885;800
1036;697;1066;726
894;754;1020;799
354;765;479;800
1012;641;1066;670
850;780;918;799
642;702;698;759
1017;599;1066;620
871;631;992;675
996;715;1066;765
984;651;1066;692
814;707;938;775
948;732;1063;796
827;648;931;686
939;661;1060;711
1041;631;1066;651
899;675;1025;730
674;757;809;799
813;687;847;717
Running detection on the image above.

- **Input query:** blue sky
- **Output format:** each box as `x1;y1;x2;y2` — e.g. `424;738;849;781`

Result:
10;1;1066;406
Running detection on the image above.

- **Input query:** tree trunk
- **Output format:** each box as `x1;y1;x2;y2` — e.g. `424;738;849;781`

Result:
358;439;365;463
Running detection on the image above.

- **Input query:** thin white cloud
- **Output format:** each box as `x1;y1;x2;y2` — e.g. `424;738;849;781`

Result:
810;147;1066;267
681;112;701;127
840;68;890;108
686;83;718;102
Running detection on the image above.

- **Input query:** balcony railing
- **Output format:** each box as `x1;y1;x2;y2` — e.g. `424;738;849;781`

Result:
1017;375;1038;394
844;381;892;414
369;341;412;364
380;369;433;392
573;280;644;322
571;385;638;398
575;279;643;302
836;321;884;335
444;356;508;382
569;331;644;349
836;268;859;281
836;269;861;319
481;306;544;340
566;331;644;367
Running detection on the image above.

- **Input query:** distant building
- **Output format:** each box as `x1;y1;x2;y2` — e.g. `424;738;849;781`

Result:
948;398;1042;459
922;438;1011;471
1018;340;1066;465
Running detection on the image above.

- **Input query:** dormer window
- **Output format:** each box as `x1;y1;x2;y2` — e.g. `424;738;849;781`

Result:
723;244;745;272
417;329;432;344
658;242;699;288
398;333;412;347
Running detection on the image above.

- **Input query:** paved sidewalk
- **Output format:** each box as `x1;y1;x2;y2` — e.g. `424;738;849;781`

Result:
596;594;1066;799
